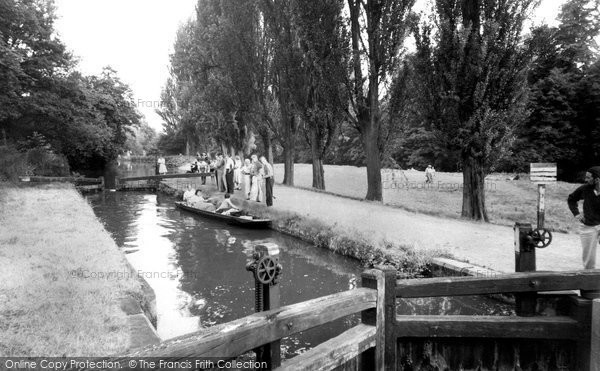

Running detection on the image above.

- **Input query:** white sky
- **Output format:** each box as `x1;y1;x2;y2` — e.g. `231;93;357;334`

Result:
53;0;566;132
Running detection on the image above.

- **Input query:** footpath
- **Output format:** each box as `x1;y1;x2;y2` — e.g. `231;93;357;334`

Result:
265;185;583;274
168;170;584;274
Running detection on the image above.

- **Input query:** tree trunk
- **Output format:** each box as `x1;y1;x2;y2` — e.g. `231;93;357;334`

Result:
283;142;295;185
1;128;6;147
310;125;325;190
185;139;190;156
260;132;274;165
362;68;383;201
362;121;382;201
461;153;488;221
281;108;296;186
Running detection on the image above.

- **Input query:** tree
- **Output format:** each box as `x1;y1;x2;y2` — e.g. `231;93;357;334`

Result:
261;0;304;185
0;0;141;170
512;0;600;178
413;0;535;221
293;0;348;189
346;0;415;201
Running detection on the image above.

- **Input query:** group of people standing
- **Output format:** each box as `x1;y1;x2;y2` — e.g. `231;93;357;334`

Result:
190;152;274;207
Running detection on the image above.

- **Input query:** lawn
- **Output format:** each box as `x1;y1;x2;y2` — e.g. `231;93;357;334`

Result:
0;183;142;356
274;164;579;233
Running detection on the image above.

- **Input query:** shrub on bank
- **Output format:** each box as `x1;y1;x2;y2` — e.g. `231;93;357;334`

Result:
0;145;70;181
0;145;31;181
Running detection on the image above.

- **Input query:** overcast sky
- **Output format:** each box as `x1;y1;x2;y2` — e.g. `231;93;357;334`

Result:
53;0;566;132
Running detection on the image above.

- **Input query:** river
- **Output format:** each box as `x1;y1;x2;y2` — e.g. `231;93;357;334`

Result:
86;161;512;358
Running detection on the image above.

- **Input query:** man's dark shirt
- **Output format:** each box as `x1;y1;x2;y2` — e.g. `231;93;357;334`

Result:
567;184;600;226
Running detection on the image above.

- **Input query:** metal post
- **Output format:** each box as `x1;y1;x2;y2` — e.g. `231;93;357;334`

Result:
537;184;546;230
514;222;536;316
246;243;281;370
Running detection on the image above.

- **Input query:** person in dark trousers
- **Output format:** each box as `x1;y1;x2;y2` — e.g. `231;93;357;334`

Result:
224;153;235;194
567;166;600;269
260;156;274;206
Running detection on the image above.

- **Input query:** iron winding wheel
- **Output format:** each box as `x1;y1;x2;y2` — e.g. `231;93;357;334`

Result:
531;228;552;248
255;256;277;284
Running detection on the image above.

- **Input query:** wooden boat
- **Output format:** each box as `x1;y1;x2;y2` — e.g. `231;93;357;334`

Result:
175;201;272;228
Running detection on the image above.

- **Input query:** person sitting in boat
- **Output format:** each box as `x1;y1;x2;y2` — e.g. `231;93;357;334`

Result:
187;189;208;205
215;194;241;216
182;185;195;202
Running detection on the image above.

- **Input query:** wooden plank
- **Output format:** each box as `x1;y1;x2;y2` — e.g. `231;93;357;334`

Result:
276;324;376;371
115;288;376;359
591;299;600;371
120;172;213;182
27;176;102;183
360;272;377;370
514;223;536;316
395;270;600;298
395;315;580;339
377;268;396;371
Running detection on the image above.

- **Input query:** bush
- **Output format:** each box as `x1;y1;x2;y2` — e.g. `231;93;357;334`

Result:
0;146;31;182
26;148;70;177
0;145;70;181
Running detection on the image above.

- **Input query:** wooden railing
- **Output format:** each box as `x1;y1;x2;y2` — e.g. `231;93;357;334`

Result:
118;173;214;182
113;287;377;369
389;269;600;370
19;175;104;191
97;268;600;370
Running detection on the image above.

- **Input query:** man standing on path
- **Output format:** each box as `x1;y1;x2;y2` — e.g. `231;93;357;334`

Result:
260;156;274;207
215;154;226;192
224;153;235;194
567;166;600;269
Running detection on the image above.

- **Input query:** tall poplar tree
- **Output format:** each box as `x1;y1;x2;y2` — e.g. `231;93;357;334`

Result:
413;0;536;221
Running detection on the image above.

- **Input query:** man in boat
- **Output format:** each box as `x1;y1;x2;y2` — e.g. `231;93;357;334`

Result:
187;189;208;204
215;193;241;216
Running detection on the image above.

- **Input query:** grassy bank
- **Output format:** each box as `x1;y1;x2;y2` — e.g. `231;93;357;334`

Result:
274;164;579;233
160;181;450;276
0;183;143;356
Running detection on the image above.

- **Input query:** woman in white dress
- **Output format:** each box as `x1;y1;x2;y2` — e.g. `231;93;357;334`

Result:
249;155;263;202
242;158;252;199
234;155;243;190
157;156;167;175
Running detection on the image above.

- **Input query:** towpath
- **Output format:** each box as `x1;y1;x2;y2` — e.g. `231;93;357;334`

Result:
170;164;584;273
262;185;583;274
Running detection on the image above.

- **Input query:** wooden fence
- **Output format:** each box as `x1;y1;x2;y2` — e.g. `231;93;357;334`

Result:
116;173;215;191
19;175;104;192
97;268;600;370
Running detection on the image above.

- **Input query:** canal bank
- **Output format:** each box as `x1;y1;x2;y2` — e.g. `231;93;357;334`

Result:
0;183;158;356
158;180;451;277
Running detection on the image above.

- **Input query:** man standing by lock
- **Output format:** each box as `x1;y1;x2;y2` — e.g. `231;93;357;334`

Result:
567;166;600;269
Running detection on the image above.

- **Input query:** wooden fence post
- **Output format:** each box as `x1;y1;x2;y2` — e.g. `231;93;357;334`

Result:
99;176;104;191
361;266;397;371
514;222;537;316
591;299;600;371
